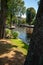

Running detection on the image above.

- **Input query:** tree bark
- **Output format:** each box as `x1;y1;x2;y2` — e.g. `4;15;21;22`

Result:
24;0;43;65
0;0;7;38
10;14;13;27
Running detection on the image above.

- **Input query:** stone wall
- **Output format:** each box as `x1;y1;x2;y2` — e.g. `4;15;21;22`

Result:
26;28;34;34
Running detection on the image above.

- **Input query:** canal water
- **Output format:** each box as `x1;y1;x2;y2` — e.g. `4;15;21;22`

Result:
13;26;30;45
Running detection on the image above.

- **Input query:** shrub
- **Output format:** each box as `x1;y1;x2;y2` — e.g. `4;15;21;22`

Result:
5;29;12;38
5;29;18;39
12;31;18;39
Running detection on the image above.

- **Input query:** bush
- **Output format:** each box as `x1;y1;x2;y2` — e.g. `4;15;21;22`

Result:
12;31;18;39
5;29;18;39
5;29;12;38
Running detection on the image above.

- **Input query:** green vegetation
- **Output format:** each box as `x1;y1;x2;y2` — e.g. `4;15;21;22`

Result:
5;29;12;38
10;39;28;55
26;7;36;25
31;17;36;25
0;0;26;38
5;29;19;39
12;31;18;39
7;0;26;27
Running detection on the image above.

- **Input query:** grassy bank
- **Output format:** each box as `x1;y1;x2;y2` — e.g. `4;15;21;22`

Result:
0;39;29;65
10;39;29;55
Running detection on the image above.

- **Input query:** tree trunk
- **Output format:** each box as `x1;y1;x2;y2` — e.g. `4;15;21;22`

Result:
24;0;43;65
10;14;13;27
0;0;7;38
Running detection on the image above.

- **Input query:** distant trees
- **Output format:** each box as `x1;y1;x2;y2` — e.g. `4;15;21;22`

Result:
18;18;26;25
21;18;26;24
7;0;26;27
26;7;36;25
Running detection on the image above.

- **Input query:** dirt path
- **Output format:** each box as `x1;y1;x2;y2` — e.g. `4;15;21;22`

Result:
0;39;25;65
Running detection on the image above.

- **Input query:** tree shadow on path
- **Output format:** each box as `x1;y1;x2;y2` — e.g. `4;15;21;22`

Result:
0;40;26;65
0;51;26;65
0;40;17;55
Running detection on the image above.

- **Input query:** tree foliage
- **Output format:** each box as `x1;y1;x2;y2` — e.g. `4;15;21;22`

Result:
6;0;26;27
7;0;26;16
26;7;36;25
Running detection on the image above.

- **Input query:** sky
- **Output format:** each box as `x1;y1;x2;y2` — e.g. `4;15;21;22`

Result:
22;0;38;18
24;0;38;12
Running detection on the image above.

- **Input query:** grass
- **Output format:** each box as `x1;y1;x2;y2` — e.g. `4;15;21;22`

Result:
0;39;29;65
10;39;29;55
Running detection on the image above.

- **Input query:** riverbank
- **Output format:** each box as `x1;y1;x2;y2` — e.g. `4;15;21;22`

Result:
0;39;28;65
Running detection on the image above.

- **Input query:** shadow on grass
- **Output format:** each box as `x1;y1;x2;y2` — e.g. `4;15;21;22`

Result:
0;50;26;65
0;41;17;55
21;41;29;50
22;44;29;50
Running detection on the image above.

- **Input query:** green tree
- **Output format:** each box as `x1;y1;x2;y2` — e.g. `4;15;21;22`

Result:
24;0;43;65
26;7;36;25
17;1;26;17
21;18;26;24
7;0;26;27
